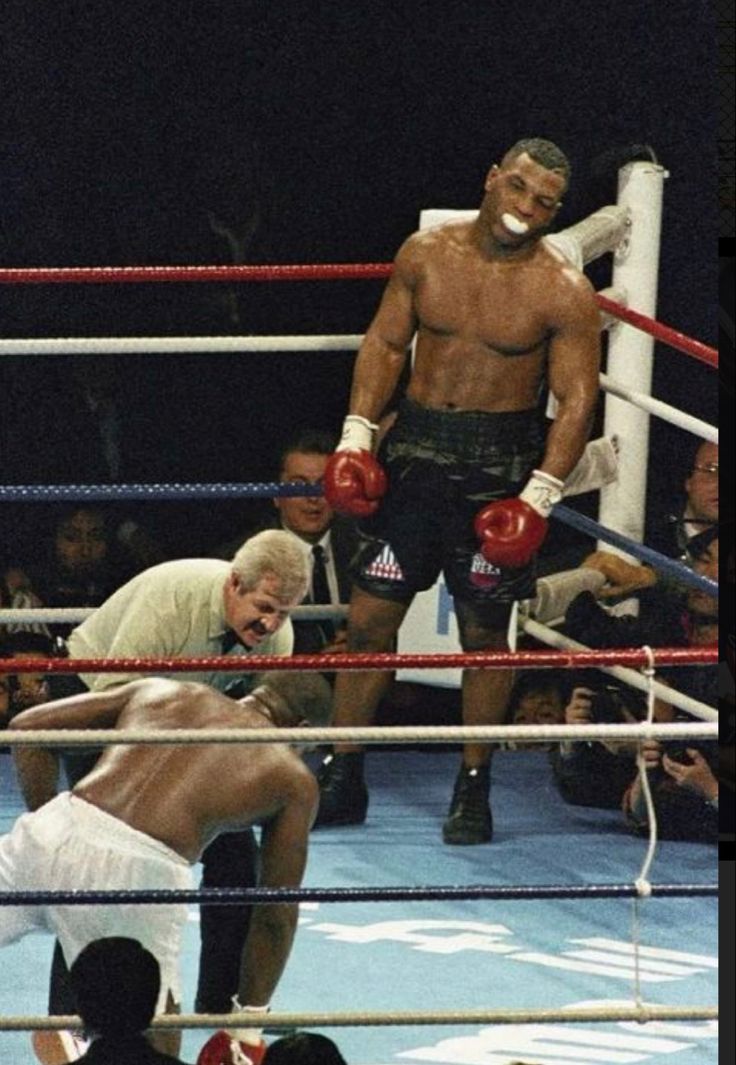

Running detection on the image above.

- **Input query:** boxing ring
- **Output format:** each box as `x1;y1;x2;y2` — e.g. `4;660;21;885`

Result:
0;159;719;1063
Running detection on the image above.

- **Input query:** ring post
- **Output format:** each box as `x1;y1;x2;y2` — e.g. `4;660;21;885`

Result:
598;161;667;579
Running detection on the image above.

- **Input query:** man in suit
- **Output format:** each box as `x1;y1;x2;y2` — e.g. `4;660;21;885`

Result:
271;432;357;656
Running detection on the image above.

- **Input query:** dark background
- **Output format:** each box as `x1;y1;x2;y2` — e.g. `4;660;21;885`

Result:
0;0;719;557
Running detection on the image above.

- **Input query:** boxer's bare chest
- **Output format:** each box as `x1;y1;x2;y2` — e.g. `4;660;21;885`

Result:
414;247;554;355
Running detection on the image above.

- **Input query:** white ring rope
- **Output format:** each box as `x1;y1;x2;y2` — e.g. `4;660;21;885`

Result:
2;722;717;748
0;1003;717;1033
0;338;714;443
0;297;623;355
0;605;349;625
636;645;659;895
522;617;718;722
0;335;364;355
600;372;717;442
631;645;657;1008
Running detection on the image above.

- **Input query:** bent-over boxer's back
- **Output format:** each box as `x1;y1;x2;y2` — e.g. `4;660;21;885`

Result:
73;680;308;862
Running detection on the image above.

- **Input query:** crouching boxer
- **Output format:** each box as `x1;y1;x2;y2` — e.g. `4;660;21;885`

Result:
316;136;601;843
4;671;332;1064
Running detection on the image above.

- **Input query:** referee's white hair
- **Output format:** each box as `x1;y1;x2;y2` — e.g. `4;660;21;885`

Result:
231;529;309;603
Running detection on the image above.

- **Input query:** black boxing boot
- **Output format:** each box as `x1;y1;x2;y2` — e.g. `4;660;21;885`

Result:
442;763;493;845
313;751;369;827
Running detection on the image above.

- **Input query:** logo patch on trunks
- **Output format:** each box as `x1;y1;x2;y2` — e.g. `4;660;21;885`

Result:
469;552;502;589
363;543;405;582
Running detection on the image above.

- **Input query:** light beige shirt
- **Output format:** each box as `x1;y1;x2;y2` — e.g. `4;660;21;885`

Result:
66;558;293;691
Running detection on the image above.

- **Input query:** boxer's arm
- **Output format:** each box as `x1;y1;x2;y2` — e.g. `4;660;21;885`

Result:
543;273;601;480
346;239;418;424
12;748;60;810
237;769;318;1005
9;685;132;809
8;679;147;732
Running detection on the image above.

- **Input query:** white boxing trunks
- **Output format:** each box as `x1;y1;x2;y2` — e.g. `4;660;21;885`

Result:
0;792;192;1012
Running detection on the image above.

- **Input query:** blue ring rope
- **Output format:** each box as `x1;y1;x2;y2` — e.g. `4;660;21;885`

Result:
552;504;717;597
0;882;716;906
0;481;323;502
0;483;715;596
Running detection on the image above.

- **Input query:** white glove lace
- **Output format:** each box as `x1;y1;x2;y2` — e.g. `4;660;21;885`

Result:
228;997;270;1047
337;414;378;452
519;469;565;517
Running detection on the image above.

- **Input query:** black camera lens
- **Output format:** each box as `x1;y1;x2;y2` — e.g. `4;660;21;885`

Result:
663;744;694;764
589;686;623;724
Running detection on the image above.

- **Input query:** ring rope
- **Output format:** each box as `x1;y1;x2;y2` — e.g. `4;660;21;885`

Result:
0;335;365;355
2;724;718;749
1;612;718;723
1;723;717;749
0;479;718;601
635;646;659;896
520;618;717;722
0;264;393;285
0;481;326;503
0;882;717;907
0;647;717;675
1;251;716;1042
0;341;717;444
0;1003;718;1033
598;372;717;441
553;505;718;597
595;293;718;368
0;605;349;626
631;645;657;1006
0;335;717;442
0;262;717;367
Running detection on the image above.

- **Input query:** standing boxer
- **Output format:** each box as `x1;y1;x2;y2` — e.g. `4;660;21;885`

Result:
317;137;601;844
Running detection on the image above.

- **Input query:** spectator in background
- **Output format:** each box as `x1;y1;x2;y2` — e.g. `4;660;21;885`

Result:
505;673;567;739
648;440;718;563
271;432;356;657
2;506;148;640
33;937;192;1065
1;355;171;583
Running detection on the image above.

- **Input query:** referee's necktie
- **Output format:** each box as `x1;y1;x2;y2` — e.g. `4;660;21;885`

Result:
220;629;239;655
311;544;335;643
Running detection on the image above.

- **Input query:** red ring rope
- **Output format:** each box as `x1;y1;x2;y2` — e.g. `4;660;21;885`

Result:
0;263;716;368
595;293;718;367
0;647;717;675
0;264;392;284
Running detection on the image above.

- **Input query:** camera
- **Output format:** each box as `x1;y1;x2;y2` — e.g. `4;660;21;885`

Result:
662;744;694;765
588;684;627;724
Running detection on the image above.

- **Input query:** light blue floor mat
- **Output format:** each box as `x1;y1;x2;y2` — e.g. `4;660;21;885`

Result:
0;748;718;1064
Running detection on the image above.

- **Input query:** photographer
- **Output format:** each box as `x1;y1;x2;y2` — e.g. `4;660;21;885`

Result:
549;674;649;808
622;738;718;843
0;631;55;737
562;527;719;841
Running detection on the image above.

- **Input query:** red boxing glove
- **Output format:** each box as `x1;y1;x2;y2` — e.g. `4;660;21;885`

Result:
474;469;564;569
197;1030;267;1065
323;415;387;517
324;450;387;516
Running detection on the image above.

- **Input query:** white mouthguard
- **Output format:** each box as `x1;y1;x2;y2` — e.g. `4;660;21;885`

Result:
501;213;529;235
